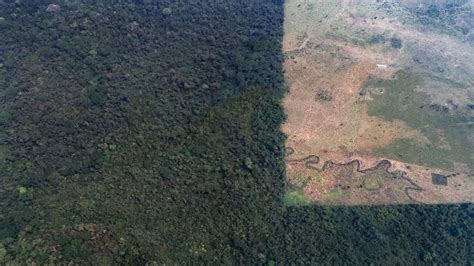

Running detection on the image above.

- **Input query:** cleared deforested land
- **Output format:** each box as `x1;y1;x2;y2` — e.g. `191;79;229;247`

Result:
282;0;474;205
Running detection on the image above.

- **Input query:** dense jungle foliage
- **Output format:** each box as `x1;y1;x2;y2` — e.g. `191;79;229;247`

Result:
0;0;472;264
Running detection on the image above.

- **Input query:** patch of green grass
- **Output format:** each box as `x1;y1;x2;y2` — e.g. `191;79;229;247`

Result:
365;71;473;171
322;187;342;200
375;138;456;170
311;172;326;185
284;185;311;206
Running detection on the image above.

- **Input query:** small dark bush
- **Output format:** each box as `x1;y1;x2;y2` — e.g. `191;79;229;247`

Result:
390;37;402;49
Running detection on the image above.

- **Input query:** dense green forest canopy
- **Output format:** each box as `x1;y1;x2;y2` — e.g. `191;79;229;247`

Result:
0;0;472;264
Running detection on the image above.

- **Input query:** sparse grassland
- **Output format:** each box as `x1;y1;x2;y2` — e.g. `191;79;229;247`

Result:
366;71;473;171
283;0;474;205
284;185;311;206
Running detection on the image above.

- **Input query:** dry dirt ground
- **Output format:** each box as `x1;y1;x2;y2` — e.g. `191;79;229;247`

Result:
282;0;474;205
